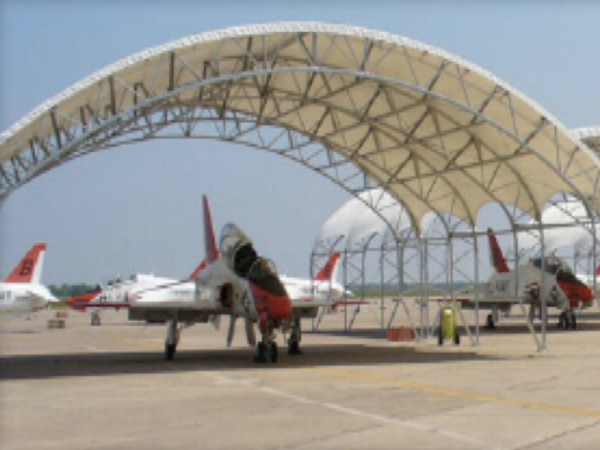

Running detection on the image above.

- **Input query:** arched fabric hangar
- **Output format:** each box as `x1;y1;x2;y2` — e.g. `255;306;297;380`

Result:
2;22;600;351
2;22;600;228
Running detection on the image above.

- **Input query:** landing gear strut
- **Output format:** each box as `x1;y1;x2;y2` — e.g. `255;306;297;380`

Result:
164;319;180;361
91;311;101;326
287;318;303;355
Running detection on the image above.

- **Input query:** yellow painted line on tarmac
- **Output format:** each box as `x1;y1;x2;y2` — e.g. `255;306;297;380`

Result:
306;367;600;421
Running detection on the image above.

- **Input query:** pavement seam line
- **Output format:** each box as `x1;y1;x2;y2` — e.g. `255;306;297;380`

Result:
205;372;493;449
305;367;600;421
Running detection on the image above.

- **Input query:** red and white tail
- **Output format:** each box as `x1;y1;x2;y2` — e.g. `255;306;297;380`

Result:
203;195;219;264
314;253;341;281
189;259;208;279
5;243;47;284
487;229;509;273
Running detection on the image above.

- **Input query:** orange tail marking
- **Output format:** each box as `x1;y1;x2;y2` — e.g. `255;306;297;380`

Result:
487;229;510;273
5;243;46;283
314;253;341;281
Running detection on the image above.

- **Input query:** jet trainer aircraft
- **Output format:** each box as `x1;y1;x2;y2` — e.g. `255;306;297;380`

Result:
0;243;59;314
73;196;352;363
458;229;593;330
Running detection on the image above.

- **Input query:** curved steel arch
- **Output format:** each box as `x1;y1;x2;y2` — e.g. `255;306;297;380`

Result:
2;22;600;230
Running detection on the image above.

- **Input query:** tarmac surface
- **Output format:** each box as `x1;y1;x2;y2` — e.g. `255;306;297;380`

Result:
2;308;600;450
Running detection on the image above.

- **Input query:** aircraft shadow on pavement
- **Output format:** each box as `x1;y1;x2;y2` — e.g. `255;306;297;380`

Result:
0;343;495;381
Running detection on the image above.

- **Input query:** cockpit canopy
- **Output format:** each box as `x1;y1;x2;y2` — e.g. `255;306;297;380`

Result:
531;256;574;275
219;223;257;277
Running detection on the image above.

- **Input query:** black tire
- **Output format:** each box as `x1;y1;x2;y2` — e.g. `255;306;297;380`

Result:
254;342;268;363
485;314;496;330
558;312;566;329
437;328;443;346
268;342;279;363
454;330;460;346
288;340;302;355
165;341;176;361
571;313;577;330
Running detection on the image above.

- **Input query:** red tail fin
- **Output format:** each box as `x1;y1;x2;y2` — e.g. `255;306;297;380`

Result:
487;229;509;273
189;259;208;279
5;243;47;283
203;196;219;263
314;253;341;281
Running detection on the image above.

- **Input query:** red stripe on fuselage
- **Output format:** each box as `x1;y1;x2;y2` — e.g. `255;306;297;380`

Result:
249;283;292;323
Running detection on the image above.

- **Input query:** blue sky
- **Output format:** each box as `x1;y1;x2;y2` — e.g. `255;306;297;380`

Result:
1;1;599;284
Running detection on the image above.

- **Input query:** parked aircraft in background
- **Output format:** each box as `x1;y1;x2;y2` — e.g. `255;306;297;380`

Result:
66;261;207;325
0;243;59;314
280;253;352;302
458;229;594;330
576;264;600;291
66;281;131;326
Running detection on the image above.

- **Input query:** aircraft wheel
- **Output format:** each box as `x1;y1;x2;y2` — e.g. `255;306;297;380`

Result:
485;314;496;330
288;339;302;355
558;312;567;329
91;315;101;326
165;341;177;361
570;313;577;330
268;342;279;363
437;328;443;346
254;342;268;363
453;330;460;346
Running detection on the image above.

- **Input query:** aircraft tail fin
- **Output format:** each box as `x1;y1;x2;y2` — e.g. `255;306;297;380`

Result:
487;229;510;273
314;253;342;281
203;196;219;264
189;259;208;279
5;243;47;284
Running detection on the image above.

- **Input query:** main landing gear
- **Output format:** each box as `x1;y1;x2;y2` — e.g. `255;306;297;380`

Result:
254;320;280;363
164;319;181;361
287;318;303;355
558;310;577;330
91;311;101;326
485;309;500;330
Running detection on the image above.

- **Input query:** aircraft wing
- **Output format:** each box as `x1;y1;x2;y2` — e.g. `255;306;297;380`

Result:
70;300;130;310
129;301;219;311
291;298;370;309
419;296;524;310
24;289;59;305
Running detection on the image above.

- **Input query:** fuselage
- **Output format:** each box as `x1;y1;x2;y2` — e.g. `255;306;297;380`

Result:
0;282;57;313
